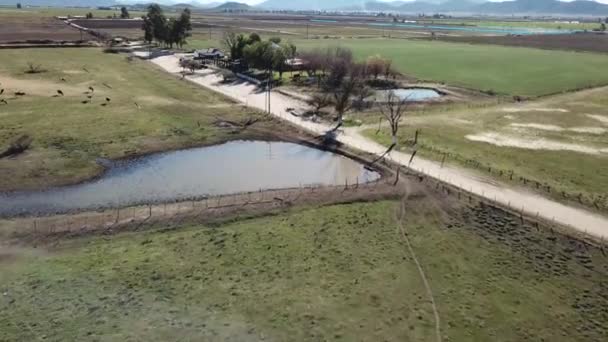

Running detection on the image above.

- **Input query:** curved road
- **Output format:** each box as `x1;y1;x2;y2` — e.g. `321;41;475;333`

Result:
151;55;608;239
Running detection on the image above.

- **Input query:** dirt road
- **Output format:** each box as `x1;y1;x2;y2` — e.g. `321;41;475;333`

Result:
151;54;608;239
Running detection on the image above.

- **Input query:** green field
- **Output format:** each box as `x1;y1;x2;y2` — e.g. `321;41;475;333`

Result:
363;87;608;211
292;38;608;97
1;199;606;341
435;19;601;31
0;48;268;191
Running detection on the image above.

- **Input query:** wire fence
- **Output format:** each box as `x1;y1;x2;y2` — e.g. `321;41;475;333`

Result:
420;144;608;213
4;158;605;245
7;178;399;241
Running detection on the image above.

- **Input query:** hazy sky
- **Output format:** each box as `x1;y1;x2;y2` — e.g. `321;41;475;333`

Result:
192;0;608;5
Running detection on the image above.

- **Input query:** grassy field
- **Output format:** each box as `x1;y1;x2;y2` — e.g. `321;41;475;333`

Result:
0;48;267;191
294;38;608;97
363;87;608;211
184;36;608;97
435;19;602;31
1;199;606;341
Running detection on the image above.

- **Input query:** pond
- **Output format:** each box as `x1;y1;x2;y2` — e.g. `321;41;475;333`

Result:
375;88;442;102
0;141;380;216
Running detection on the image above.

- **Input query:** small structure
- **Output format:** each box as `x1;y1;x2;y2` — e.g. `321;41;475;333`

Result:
194;48;225;60
286;58;307;71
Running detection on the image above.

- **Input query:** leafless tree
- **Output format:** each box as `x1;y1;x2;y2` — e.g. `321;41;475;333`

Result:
369;90;409;164
353;86;373;111
330;63;365;131
307;92;331;114
383;59;393;79
366;55;384;79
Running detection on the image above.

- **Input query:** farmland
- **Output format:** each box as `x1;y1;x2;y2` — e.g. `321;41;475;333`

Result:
1;8;608;342
2;198;607;342
0;48;269;191
438;33;608;54
293;38;608;97
0;12;88;42
363;86;608;212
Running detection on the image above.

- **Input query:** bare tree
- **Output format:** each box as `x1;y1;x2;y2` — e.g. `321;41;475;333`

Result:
353;86;373;111
307;92;331;114
366;55;384;79
330;64;365;131
383;59;393;79
369;90;409;164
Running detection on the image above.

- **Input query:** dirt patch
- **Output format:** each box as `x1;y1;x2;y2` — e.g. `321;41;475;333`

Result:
63;69;85;75
503;107;569;113
586;114;608;125
0;16;91;43
510;123;607;135
135;95;176;106
466;132;607;155
0;75;83;97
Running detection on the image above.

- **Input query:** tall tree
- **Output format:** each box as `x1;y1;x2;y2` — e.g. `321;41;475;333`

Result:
120;6;130;19
222;32;248;61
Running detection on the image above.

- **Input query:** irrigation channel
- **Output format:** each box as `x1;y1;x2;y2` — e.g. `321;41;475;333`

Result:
0;141;379;216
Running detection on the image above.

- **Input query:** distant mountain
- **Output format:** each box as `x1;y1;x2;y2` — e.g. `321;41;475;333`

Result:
1;0;607;16
209;1;251;11
477;0;608;15
0;0;117;6
256;0;608;15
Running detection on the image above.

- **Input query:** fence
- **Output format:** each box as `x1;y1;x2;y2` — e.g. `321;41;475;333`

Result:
4;160;604;245
6;178;401;242
420;143;608;213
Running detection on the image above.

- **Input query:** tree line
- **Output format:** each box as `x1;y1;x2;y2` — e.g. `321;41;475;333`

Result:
142;5;192;49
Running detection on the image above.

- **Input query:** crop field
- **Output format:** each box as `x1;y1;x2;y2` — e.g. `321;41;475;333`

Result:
439;33;608;54
0;48;268;191
1;198;607;341
364;87;608;211
294;38;608;97
0;12;87;42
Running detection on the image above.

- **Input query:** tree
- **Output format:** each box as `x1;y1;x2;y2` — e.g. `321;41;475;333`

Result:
142;15;153;43
366;55;385;79
243;40;274;71
248;32;261;44
120;7;130;19
383;58;393;79
330;64;365;131
86;12;93;19
272;45;288;79
601;23;607;31
222;32;248;61
269;36;281;44
141;6;190;48
307;93;331;114
16;3;21;9
377;91;408;149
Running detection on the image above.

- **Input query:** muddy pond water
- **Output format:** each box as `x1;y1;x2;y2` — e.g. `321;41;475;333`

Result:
0;140;379;216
